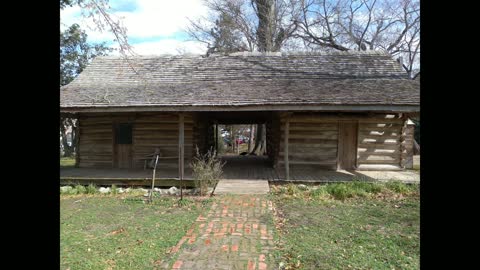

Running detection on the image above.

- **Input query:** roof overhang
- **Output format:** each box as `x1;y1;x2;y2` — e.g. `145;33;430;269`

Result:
60;104;420;114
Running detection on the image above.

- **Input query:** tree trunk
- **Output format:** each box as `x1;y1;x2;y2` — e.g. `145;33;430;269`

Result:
250;124;266;155
60;118;78;158
254;0;276;52
230;126;234;152
261;123;267;155
248;124;254;152
60;121;72;157
71;122;77;156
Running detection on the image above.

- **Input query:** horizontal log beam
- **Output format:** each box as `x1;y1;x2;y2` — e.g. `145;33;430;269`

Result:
61;104;420;113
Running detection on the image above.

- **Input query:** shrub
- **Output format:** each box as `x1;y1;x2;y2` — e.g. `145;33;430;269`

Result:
75;185;86;194
60;186;72;194
190;147;225;196
326;183;352;200
286;183;301;196
309;186;328;198
386;181;418;194
86;184;98;194
350;180;384;194
111;185;118;195
60;186;79;195
178;198;194;207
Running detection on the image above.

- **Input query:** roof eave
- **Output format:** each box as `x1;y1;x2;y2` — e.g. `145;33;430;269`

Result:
60;104;420;113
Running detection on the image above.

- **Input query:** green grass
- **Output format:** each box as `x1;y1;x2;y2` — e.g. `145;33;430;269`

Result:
60;157;75;168
60;195;211;270
272;182;420;269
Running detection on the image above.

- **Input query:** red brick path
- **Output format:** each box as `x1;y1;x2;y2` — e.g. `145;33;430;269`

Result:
163;195;275;269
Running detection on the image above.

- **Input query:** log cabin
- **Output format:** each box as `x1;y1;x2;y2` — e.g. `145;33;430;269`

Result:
60;51;419;180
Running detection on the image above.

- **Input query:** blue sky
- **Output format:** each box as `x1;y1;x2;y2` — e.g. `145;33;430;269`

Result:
60;0;208;55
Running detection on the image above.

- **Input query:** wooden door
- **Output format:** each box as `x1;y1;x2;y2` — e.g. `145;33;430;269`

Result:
337;121;358;170
114;123;133;168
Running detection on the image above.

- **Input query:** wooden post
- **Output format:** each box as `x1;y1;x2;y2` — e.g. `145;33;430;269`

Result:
214;123;218;153
75;118;80;168
179;113;185;199
284;118;290;180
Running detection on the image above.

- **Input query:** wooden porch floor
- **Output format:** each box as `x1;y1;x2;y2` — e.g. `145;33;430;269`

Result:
61;155;419;185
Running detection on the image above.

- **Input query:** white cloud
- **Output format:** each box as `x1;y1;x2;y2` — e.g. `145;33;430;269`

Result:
60;0;207;45
60;5;82;30
116;0;207;38
110;39;207;55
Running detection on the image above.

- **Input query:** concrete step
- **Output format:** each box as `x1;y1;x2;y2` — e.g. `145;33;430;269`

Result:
214;179;270;195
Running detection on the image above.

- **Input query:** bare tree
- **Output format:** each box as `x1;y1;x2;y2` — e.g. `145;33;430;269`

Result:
186;0;300;55
187;0;257;54
293;0;420;77
61;0;134;57
60;118;78;157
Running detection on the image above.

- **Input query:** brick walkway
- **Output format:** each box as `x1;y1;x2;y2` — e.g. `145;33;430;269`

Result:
163;195;275;270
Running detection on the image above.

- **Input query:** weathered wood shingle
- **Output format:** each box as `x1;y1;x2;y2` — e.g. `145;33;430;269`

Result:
60;51;419;110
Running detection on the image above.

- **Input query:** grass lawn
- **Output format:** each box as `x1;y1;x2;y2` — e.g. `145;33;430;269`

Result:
272;182;420;270
60;157;75;168
60;194;211;270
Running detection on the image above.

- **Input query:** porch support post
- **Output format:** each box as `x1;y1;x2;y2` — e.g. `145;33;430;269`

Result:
215;123;218;153
284;117;290;180
75;117;80;168
178;113;185;181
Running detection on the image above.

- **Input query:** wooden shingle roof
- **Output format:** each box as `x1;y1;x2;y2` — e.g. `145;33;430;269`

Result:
60;51;419;112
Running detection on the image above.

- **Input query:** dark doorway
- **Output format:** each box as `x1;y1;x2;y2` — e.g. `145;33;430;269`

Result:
114;123;133;168
197;111;279;169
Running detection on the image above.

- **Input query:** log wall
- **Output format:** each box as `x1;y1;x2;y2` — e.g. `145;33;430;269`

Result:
276;113;406;171
400;120;415;169
78;116;114;168
278;113;339;169
357;114;404;168
77;112;408;171
132;113;194;169
78;113;194;169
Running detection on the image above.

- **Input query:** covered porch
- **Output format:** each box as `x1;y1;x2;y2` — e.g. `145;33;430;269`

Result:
60;155;419;186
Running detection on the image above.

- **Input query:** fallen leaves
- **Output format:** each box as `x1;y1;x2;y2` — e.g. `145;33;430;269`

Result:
107;228;125;236
105;259;116;270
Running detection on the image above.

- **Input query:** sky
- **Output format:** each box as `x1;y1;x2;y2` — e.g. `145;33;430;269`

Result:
60;0;208;55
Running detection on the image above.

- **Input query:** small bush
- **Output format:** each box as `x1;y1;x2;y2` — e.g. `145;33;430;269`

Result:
201;198;214;206
309;186;328;198
191;147;225;196
386;181;418;194
111;185;118;195
75;185;86;194
286;183;301;196
178;198;194;207
327;183;352;200
350;180;384;194
61;186;80;195
86;184;98;194
60;186;72;194
274;181;418;201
